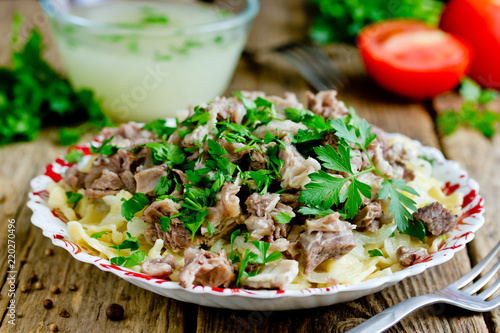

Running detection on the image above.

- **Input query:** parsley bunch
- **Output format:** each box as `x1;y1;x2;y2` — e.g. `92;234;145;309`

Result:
0;14;112;146
309;0;444;44
437;78;500;138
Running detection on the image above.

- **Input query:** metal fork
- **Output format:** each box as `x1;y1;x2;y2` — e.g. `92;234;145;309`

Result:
348;242;500;333
274;42;348;91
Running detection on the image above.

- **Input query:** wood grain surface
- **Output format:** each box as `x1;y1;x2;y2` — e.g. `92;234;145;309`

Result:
0;0;498;332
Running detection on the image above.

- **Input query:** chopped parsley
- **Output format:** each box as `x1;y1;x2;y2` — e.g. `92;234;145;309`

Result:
235;240;282;287
159;216;171;232
419;155;435;165
91;230;109;239
121;193;150;221
64;149;84;163
243;169;275;194
153;176;172;196
368;249;384;257
298;205;336;217
138;142;185;167
274;212;293;224
65;191;83;209
142;119;176;140
90;136;119;156
437;78;500;138
234;92;275;127
109;232;146;268
229;229;249;264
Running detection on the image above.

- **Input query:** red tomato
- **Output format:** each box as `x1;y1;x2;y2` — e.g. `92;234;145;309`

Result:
357;20;472;99
440;0;500;89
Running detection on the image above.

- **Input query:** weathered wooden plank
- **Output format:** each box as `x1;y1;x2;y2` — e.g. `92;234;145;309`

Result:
434;92;500;332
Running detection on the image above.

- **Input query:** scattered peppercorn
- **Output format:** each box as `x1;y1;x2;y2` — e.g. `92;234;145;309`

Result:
105;303;124;321
50;324;58;332
51;286;61;294
59;309;70;318
68;284;78;292
29;274;38;282
20;285;29;293
45;248;54;256
43;299;53;309
16;313;23;318
34;282;44;290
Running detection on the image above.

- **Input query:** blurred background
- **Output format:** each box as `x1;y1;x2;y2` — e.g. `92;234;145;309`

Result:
1;0;499;146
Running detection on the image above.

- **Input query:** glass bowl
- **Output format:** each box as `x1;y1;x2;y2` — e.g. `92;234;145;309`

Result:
41;0;259;122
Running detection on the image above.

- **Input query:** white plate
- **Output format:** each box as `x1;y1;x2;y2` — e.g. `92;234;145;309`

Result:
27;135;485;310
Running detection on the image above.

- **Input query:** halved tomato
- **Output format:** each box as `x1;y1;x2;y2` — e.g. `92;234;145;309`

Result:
440;0;500;89
358;20;472;99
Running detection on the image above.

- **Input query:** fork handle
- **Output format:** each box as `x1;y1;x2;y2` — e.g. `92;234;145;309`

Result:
347;294;445;333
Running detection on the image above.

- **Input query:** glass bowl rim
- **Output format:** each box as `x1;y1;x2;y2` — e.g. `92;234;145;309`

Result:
40;0;260;36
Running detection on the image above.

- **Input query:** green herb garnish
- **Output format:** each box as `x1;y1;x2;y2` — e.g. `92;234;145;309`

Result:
274;212;293;224
368;249;384;257
65;191;83;209
65;149;84;163
121;193;150;221
437;78;500;138
91;230;110;239
90;136;119;156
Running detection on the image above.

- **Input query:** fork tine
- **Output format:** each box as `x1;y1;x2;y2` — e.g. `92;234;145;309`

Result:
301;45;348;87
452;242;500;289
291;45;345;89
479;277;500;300
487;292;500;309
276;43;345;91
279;51;330;91
465;258;500;294
288;49;340;90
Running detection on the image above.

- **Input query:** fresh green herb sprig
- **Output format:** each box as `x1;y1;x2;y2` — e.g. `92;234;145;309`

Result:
299;111;423;242
177;106;210;139
121;193;150;221
368;249;384;257
154;176;173;196
64;149;84;163
142;119;177;140
309;0;444;44
109;232;146;267
437;78;500;138
229;230;282;287
138;142;185;167
91;230;110;239
234;92;276;127
66;191;83;209
0;14;112;146
90;136;119;156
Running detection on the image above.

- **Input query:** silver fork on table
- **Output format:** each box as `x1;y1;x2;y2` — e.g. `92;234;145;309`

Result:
348;242;500;333
274;42;348;91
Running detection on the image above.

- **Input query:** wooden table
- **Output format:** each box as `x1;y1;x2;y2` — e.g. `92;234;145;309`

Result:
1;1;498;332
